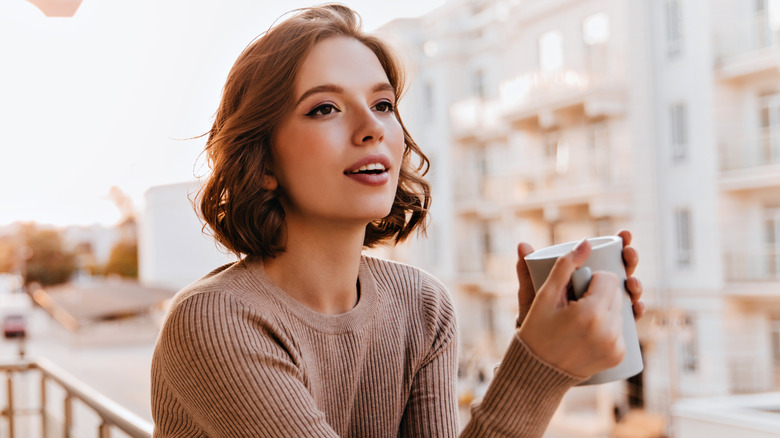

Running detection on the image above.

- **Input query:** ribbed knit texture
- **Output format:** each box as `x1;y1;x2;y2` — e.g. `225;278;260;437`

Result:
151;255;583;437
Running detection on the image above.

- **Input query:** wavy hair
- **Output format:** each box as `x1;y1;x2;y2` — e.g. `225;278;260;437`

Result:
198;4;431;258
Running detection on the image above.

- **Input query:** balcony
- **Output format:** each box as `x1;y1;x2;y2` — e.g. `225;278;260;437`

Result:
724;250;780;283
673;392;780;436
450;97;505;142
0;356;152;437
453;171;506;218
499;69;626;127
715;13;780;81
719;128;780;191
505;153;630;218
456;253;517;297
450;68;627;140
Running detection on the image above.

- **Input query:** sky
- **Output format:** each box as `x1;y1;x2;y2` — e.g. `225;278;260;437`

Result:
0;0;447;227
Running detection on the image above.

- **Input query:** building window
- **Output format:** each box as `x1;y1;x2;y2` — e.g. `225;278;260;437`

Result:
543;132;559;159
471;69;485;98
583;13;610;77
670;102;688;162
589;122;611;181
480;222;492;257
679;315;698;373
675;208;693;268
759;92;780;165
539;30;563;73
665;0;683;57
583;12;610;45
756;0;780;48
765;206;780;278
771;318;780;388
483;296;496;334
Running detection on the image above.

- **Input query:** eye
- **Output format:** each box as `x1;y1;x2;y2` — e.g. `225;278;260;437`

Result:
305;103;339;117
373;100;395;113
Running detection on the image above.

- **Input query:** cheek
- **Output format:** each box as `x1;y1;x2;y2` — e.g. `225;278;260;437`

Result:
387;123;405;163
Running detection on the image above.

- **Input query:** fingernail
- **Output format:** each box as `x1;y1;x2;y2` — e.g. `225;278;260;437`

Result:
573;238;588;253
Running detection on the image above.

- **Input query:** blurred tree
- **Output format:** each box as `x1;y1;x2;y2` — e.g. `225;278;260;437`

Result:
0;237;16;273
104;241;138;278
24;225;75;286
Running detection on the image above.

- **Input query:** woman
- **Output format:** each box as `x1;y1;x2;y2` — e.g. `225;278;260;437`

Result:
151;4;644;437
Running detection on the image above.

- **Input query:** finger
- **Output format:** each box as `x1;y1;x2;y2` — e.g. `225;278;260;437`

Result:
538;239;591;303
625;276;643;303
516;243;536;299
617;229;632;247
632;301;646;320
516;243;537;324
622;246;639;277
579;270;620;310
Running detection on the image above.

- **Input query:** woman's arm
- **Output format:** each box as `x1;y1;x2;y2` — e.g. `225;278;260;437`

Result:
399;277;582;438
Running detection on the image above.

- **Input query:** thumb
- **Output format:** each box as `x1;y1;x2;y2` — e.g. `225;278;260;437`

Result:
516;243;536;302
537;239;591;305
516;242;536;325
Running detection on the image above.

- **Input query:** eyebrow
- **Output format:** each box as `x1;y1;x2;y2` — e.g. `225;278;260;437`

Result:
295;82;395;107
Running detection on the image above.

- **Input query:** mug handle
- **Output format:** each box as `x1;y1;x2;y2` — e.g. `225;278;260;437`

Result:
568;266;592;301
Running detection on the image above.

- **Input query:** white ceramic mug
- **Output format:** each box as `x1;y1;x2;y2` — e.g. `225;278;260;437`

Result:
523;236;643;385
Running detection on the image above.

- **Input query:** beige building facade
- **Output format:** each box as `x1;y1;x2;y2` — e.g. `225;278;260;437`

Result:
378;0;780;435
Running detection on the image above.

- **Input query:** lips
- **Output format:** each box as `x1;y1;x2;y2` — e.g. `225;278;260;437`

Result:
344;154;392;186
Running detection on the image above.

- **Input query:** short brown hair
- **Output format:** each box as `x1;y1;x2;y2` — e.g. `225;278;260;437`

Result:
198;4;431;258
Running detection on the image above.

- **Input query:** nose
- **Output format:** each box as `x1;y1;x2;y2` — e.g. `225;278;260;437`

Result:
352;107;385;146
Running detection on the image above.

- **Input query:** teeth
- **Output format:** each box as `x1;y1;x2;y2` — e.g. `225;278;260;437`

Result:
351;163;386;173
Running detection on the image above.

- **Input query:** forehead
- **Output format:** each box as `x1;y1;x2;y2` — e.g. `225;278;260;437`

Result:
294;36;391;95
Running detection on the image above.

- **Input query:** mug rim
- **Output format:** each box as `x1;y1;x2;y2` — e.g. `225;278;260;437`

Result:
524;235;622;261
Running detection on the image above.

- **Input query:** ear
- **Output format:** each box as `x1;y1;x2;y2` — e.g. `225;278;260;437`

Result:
261;174;278;191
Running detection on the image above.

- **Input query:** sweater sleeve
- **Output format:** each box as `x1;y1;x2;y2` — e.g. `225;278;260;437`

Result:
459;333;585;437
398;274;583;438
396;271;584;438
152;291;339;438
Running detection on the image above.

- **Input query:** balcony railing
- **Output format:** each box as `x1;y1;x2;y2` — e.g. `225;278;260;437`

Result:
720;128;780;171
724;250;780;282
0;356;153;438
716;12;780;60
450;97;503;139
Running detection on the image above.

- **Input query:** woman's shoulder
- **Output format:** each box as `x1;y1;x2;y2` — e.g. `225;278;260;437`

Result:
163;259;276;321
362;255;457;359
362;255;454;327
157;259;290;349
362;254;448;296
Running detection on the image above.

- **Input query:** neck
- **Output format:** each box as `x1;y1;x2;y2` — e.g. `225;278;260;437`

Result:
263;218;366;315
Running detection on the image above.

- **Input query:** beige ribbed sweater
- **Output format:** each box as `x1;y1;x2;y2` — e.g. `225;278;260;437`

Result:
151;255;582;437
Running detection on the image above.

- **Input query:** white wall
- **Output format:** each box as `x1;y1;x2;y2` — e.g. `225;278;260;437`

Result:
139;181;236;290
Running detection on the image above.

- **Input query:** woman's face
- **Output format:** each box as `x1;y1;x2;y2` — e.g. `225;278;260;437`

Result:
270;36;404;228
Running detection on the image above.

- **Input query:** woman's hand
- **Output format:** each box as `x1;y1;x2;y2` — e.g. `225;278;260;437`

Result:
513;231;645;378
617;229;645;319
515;231;645;329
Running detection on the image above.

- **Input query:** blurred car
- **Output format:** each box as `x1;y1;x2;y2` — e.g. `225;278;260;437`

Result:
3;314;26;339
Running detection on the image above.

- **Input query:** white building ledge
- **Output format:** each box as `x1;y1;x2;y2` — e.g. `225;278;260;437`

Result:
673;392;780;437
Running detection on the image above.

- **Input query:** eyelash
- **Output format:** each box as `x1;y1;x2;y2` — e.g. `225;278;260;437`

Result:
374;100;394;113
305;103;338;117
304;100;395;117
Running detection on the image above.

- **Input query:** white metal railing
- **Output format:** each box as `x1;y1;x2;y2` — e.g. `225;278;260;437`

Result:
499;68;591;114
720;128;780;170
716;11;780;60
0;357;152;438
724;250;780;282
450;97;503;136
